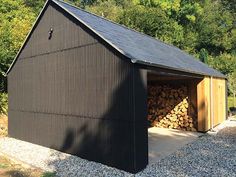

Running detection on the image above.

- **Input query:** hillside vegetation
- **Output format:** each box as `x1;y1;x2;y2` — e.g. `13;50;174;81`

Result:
0;0;235;110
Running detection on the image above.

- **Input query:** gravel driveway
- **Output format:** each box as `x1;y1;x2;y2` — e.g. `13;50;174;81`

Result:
137;120;236;177
0;120;235;177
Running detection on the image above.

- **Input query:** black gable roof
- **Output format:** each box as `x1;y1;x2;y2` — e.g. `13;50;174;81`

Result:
53;0;225;78
7;0;226;78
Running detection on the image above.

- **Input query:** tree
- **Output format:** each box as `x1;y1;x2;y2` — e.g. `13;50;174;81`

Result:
23;0;45;14
229;71;236;107
0;0;36;92
0;0;235;94
86;0;123;21
196;0;235;55
199;48;209;64
221;0;236;15
118;5;184;46
208;53;236;75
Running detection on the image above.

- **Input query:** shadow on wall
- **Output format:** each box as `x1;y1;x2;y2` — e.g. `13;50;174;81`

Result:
198;100;206;131
48;59;147;173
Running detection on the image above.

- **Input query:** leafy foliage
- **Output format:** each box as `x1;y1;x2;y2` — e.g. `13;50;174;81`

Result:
199;48;209;64
228;71;236;107
86;0;123;21
119;5;184;46
208;53;236;75
0;0;36;92
23;0;45;13
195;0;235;55
0;0;235;96
41;171;56;177
0;93;8;115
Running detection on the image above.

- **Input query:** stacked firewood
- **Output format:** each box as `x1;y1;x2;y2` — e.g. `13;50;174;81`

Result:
148;84;197;131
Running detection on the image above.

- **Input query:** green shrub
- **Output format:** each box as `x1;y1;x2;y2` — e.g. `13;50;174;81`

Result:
228;97;235;109
41;172;56;177
0;93;8;115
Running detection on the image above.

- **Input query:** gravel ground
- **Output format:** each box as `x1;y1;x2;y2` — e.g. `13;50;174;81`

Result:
0;120;236;177
0;138;132;177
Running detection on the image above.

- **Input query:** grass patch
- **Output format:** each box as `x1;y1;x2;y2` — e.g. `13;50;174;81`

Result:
0;163;9;169
41;172;56;177
0;155;44;177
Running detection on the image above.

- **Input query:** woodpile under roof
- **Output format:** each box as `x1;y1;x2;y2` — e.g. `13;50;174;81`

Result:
148;84;197;131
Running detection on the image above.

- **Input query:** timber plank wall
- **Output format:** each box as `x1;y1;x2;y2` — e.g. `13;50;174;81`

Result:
8;2;148;173
197;77;226;132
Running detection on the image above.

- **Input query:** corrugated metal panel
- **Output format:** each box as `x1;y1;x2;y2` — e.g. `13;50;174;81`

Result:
8;3;148;173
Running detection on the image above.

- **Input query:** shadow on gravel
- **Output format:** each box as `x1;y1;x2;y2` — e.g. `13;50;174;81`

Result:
46;148;131;177
44;120;236;176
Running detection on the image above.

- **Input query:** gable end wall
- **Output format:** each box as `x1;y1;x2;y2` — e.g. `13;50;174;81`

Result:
8;2;148;173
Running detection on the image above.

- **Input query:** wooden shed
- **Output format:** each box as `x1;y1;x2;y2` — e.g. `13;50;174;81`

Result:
7;0;227;173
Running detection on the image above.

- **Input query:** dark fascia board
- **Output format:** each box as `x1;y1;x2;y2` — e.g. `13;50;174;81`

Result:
6;0;51;75
135;60;227;80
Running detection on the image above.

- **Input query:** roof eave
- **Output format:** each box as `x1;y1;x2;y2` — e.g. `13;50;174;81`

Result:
134;60;227;79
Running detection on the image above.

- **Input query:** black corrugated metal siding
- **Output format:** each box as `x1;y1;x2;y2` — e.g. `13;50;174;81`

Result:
8;3;148;173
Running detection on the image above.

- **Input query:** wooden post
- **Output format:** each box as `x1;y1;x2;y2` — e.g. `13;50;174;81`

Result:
197;77;211;132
